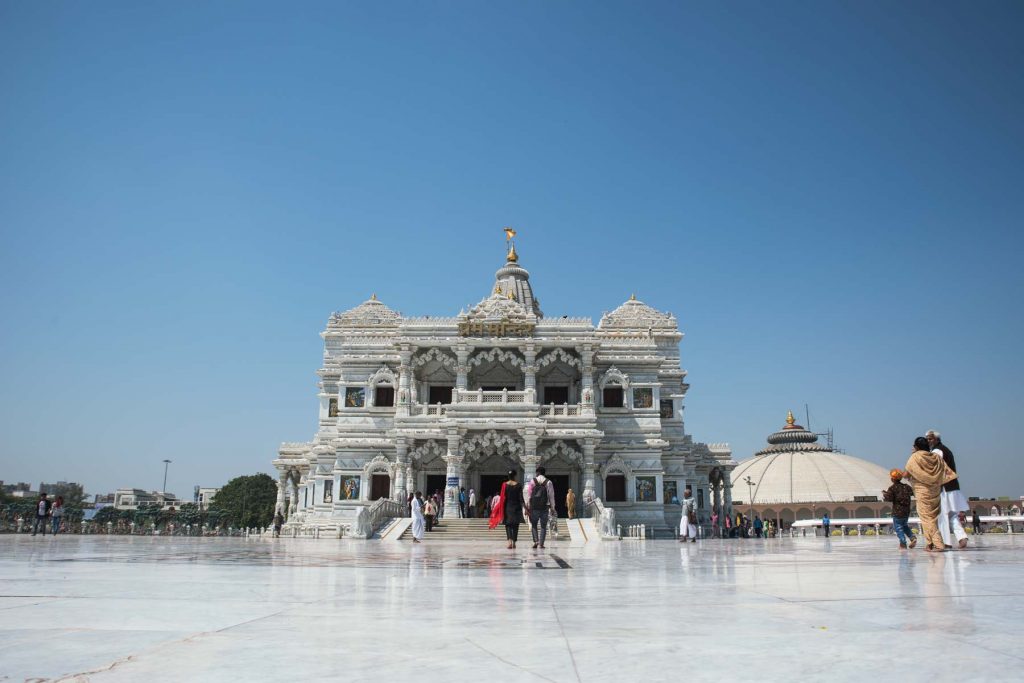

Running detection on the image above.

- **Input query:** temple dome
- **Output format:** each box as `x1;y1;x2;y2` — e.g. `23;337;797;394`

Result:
490;241;542;317
598;295;677;331
328;295;401;328
731;412;891;504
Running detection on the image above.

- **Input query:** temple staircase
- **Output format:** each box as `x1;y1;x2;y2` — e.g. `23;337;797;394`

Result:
397;518;506;541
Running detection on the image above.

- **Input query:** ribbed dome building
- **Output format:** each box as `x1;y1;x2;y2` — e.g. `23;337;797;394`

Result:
731;412;894;526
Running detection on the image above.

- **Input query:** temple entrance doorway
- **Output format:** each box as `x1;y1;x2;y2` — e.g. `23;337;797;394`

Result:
425;475;446;499
545;474;570;517
370;474;391;501
479;474;510;501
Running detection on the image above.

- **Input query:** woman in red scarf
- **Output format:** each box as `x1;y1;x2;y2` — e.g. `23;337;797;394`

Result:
489;470;524;549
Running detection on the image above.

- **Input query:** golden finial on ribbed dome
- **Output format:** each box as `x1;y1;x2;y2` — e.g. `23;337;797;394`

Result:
507;291;516;300
786;410;795;426
630;293;637;301
493;283;502;295
370;293;377;301
507;242;518;263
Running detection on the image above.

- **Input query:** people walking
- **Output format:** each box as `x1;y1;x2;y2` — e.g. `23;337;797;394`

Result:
753;515;763;538
566;488;577;519
905;436;956;552
678;487;697;543
822;512;831;538
489;470;524;549
926;430;969;550
31;493;50;536
971;509;983;535
459;487;467;518
525;466;557;550
49;496;64;535
711;511;719;538
882;468;917;549
273;510;284;538
410;491;425;543
467;489;476;518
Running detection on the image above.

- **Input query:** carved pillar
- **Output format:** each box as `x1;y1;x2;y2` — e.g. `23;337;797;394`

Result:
520;428;540;485
397;346;412;417
288;477;298;515
581;439;597;503
456;344;470;393
723;473;734;520
580;345;595;415
522;344;537;403
443;430;462;518
276;473;286;513
406;464;415;497
394;438;408;502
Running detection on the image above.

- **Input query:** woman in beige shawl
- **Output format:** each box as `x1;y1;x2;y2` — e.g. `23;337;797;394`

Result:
905;436;957;552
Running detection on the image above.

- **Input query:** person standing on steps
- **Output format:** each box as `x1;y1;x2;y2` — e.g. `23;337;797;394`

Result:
410;491;425;543
458;487;467;518
525;466;557;550
467;489;477;518
566;488;577;520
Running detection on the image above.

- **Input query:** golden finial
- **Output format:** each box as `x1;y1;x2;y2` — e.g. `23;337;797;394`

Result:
503;227;517;241
370;293;377;301
630;293;637;301
493;283;502;295
507;242;519;263
506;291;516;300
786;410;795;426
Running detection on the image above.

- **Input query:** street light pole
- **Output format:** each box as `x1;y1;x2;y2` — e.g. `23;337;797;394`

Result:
162;459;172;493
743;475;755;521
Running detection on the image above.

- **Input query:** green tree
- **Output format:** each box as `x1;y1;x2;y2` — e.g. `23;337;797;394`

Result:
210;474;277;529
92;506;122;526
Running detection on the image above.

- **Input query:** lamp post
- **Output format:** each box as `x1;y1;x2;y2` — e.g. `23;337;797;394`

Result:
743;475;756;520
162;459;172;493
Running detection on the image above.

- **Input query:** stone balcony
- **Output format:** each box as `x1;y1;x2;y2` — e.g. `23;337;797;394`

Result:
404;389;592;421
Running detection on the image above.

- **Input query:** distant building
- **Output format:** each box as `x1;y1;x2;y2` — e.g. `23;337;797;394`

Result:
112;488;180;510
730;412;892;526
1;481;37;498
94;493;115;506
196;487;220;510
38;481;83;494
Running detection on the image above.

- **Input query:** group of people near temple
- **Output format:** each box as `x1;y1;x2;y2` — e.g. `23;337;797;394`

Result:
409;468;576;549
888;429;971;552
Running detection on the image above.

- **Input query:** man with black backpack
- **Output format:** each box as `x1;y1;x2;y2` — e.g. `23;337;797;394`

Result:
525;466;557;549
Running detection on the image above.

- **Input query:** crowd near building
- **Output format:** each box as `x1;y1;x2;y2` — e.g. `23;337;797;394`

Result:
273;236;735;535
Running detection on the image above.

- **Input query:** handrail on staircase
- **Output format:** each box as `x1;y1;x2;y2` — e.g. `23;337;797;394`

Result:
354;498;406;539
585;496;617;538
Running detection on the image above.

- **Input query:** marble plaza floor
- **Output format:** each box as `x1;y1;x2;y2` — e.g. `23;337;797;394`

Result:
2;534;1023;682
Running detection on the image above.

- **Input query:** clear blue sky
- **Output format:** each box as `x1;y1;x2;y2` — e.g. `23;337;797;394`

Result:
2;2;1022;500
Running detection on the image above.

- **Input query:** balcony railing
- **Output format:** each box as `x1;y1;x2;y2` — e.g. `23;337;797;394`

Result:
544;404;580;417
454;388;531;404
412;404;448;416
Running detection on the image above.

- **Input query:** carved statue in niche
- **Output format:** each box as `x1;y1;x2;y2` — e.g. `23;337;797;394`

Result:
328;398;339;417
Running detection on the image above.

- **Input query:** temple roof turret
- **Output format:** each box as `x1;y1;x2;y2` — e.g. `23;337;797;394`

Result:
328;294;402;328
598;295;677;331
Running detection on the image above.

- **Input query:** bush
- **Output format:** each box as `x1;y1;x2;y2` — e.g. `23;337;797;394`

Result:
865;529;876;536
989;526;1007;534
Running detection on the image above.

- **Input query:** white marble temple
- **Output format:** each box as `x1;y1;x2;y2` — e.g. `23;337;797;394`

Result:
2;534;1023;682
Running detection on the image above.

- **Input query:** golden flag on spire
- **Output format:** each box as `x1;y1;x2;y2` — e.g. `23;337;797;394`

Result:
504;227;517;241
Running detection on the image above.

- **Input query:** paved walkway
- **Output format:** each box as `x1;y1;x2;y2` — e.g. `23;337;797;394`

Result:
1;534;1021;682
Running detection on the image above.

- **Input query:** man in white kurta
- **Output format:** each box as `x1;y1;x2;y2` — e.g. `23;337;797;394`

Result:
411;492;425;543
679;488;698;543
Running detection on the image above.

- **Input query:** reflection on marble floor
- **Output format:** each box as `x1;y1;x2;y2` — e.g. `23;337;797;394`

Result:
2;535;1023;682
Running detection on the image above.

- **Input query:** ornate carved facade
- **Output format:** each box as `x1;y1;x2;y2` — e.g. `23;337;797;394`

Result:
272;238;735;534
